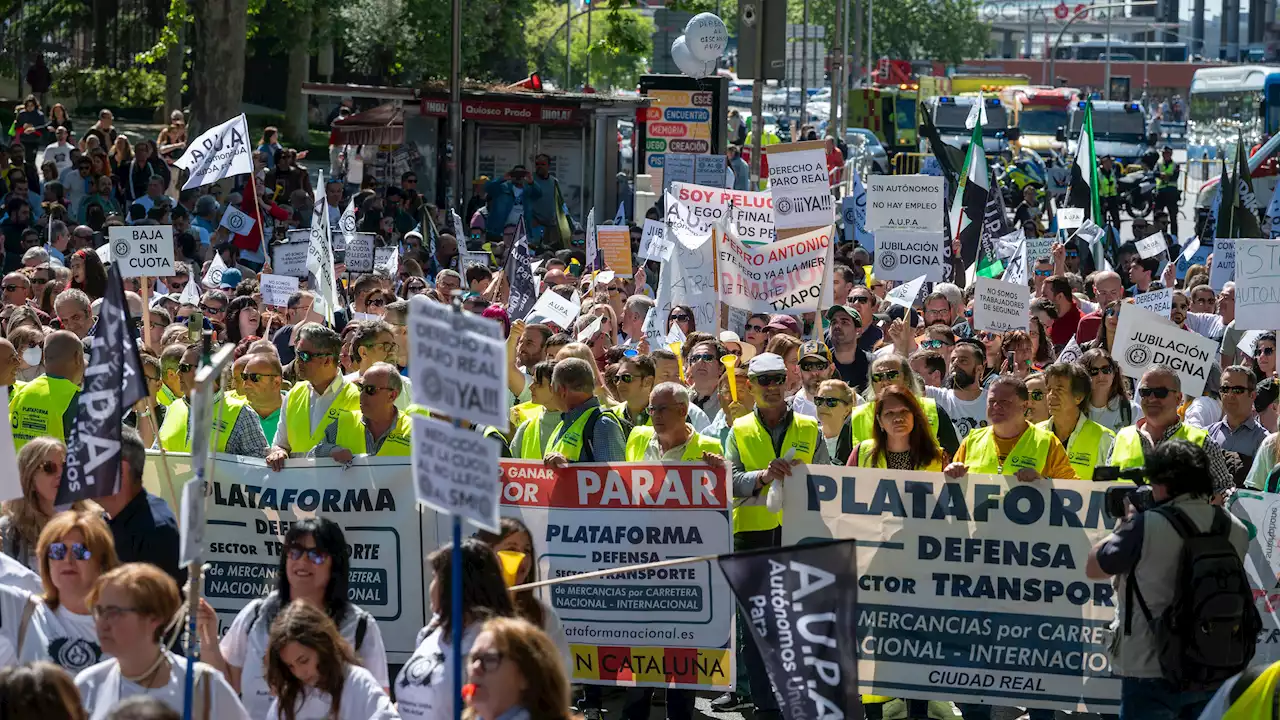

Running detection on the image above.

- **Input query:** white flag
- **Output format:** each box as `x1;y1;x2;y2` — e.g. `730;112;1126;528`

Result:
964;92;988;130
613;201;626;226
219;204;256;236
337;198;356;252
1057;335;1083;364
450;209;465;239
378;244;400;277
173;114;254;190
180;278;202;306
1001;238;1028;287
1180;236;1202;262
885;274;926;310
202;253;228;289
307;179;339;325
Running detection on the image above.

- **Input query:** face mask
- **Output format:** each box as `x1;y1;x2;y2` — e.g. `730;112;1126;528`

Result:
22;347;41;367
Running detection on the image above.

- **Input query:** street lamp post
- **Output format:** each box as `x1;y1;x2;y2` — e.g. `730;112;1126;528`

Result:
1048;0;1157;89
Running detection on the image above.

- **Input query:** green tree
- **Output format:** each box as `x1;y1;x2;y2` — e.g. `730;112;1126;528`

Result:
783;0;987;66
527;2;653;91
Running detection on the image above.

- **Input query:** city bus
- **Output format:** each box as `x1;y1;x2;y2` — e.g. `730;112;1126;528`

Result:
1054;41;1189;62
1188;64;1280;159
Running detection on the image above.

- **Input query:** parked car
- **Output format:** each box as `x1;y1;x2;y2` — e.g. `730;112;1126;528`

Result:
845;128;890;174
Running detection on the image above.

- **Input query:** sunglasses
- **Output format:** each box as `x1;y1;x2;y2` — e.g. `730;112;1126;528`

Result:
241;372;279;383
753;374;787;387
1087;365;1114;376
1066;251;1078;258
1105;307;1119;318
1137;387;1174;399
1222;385;1252;395
1;284;25;292
1261;346;1276;356
286;546;329;565
851;296;873;304
40;460;62;475
813;396;846;408
689;353;717;364
1029;390;1045;401
178;362;194;374
32;275;51;284
671;314;691;322
1034;270;1052;277
47;542;92;561
297;350;337;363
365;297;387;308
871;370;900;383
799;361;829;372
964;309;973;317
920;340;952;350
360;384;390;396
745;323;766;333
616;373;645;384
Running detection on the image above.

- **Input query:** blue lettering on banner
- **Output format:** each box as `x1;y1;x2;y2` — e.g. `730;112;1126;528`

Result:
664;108;711;123
552;583;705;612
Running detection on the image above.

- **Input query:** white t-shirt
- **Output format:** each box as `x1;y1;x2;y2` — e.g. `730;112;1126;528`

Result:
266;664;398;720
395;624;481;720
925;385;989;440
220;594;389;720
76;652;250;720
1088;395;1144;435
0;586;104;674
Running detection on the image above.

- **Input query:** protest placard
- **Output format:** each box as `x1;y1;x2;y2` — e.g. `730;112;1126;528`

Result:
1112;303;1217;396
664;153;696;191
1134;233;1168;260
494;459;734;690
408;294;508;428
272;233;311;278
668;182;775;244
108;225;174;278
765;141;833;230
973;276;1029;332
596;225;633;274
1133;287;1172;317
173;114;253;190
344;232;377;273
638;219;674;262
695;154;726;189
885;274;926;309
717;226;832;313
525;287;582;329
1177;237;1211;279
1057;207;1084;229
259;273;299;308
411;416;500;532
1023;234;1054;276
654;220;718;331
220;205;256;236
375;245;398;274
1232;238;1280;330
458;249;489;275
1210;237;1239;290
872;231;945;282
866;175;944;232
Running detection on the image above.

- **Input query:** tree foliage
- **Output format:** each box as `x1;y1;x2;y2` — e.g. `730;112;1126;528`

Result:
782;0;988;67
527;2;654;91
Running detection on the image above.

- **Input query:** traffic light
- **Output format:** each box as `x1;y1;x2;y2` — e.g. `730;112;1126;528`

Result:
508;73;544;91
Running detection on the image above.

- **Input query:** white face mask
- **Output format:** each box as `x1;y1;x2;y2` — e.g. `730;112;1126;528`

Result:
21;347;41;367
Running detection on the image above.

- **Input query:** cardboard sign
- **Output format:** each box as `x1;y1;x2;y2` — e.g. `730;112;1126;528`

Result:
866;175;944;232
638;219;674;262
872;231;945;282
1210;238;1239;291
1057;208;1084;230
525;287;582;329
765;141;833;230
407;294;508;429
1233;238;1280;330
974;277;1030;333
1112;303;1218;397
596;225;633;275
259;273;299;308
717;226;832;313
1133;287;1173;318
272;233;312;279
411;416;501;532
219;205;256;236
108;225;175;278
344;232;377;273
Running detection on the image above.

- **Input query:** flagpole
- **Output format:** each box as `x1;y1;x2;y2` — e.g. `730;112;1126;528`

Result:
250;174;270;263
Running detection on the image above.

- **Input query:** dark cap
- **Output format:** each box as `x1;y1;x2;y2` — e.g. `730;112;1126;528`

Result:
824;304;862;327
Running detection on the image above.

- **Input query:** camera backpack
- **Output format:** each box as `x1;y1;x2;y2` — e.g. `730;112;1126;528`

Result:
1130;505;1261;690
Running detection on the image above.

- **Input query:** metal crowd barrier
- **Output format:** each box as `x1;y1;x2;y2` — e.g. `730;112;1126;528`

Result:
891;153;930;175
1184;158;1219;192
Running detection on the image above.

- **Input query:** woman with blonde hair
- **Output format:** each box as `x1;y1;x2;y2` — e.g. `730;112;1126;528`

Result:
10;324;47;382
463;616;573;720
0;661;88;720
0;439;97;570
75;564;248;719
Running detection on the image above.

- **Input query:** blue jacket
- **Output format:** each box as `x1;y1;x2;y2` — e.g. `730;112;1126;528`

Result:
483;179;542;238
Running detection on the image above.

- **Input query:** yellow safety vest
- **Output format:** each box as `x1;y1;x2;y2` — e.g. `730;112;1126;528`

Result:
283;380;361;454
548;407;601;462
333;410;414;456
1098;171;1117;198
624;425;722;462
1110;423;1207;470
516;415;547;460
9;375;79;450
1037;417;1114;480
158;394;249;453
732;412;818;533
1222;660;1280;720
848;397;940;443
157;384;178;407
510;402;544;431
854;440;944;471
1156;160;1177;189
962;423;1055;475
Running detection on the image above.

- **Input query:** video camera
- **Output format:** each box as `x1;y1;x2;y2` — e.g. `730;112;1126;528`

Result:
1094;466;1155;520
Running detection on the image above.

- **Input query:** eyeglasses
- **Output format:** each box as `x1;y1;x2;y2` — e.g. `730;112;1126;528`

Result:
47;542;92;561
1;284;25;292
360;384;389;396
799;360;829;372
617;373;646;384
297;350;337;364
32;275;51;284
851;296;873;305
241;372;280;383
753;374;787;387
745;323;766;333
468;650;504;673
1029;390;1045;401
178;363;195;374
1105;307;1119;318
1261;346;1276;357
871;370;900;383
365;297;387;308
286;545;329;565
813;396;846;408
1222;385;1252;395
1087;365;1114;376
920;339;952;350
671;313;691;322
1137;387;1174;399
91;605;140;622
1034;270;1052;277
40;460;62;475
689;353;717;364
200;303;224;313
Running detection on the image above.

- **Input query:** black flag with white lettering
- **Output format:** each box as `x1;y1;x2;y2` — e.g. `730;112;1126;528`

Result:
717;540;862;720
506;221;538;321
58;264;147;504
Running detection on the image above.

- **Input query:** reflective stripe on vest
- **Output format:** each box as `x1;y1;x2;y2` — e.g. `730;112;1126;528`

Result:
1098;173;1117;197
9;375;78;450
624;426;722;462
962;423;1055;474
1037;417;1114;480
284;381;361;454
854;439;943;471
158;395;248;453
1111;423;1207;470
849;397;940;443
732;413;818;533
549;407;599;462
334;410;414;456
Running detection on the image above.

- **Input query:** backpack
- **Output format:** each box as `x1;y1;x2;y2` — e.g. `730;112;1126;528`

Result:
1130;504;1262;691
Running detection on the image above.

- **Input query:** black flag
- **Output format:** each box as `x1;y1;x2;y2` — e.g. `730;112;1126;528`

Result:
58;264;147;504
505;221;538;321
717;540;862;720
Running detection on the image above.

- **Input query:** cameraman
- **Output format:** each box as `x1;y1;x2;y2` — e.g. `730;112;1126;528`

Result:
1086;439;1251;718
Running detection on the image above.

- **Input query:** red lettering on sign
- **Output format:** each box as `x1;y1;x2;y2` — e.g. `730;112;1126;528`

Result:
648;123;689;138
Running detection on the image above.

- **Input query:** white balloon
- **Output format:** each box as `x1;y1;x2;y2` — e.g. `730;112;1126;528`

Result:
671;35;713;78
684;12;728;62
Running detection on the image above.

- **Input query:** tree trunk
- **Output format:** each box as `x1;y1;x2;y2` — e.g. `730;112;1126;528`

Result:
284;11;313;145
189;0;247;136
164;4;187;117
93;0;110;67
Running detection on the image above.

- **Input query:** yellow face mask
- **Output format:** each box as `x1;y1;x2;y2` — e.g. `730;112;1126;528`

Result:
497;550;526;587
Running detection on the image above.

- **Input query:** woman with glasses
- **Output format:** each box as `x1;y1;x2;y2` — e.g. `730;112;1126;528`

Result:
476;517;570;665
848;386;946;471
0;510;119;673
1080;348;1142;433
667;304;696;336
76;563;249;719
814;379;857;464
463;616;573;720
1036;362;1115;480
199;517;389;719
396;539;514;720
223;296;264;346
1024;372;1051;424
743;313;770;355
1026;314;1055;367
263;601;398;720
1;439;98;571
976;331;1003;382
401;275;431;299
1081;299;1125;353
1247;332;1277;383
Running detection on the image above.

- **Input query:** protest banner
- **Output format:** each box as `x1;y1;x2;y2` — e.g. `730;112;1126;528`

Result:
596;225;633;275
973;277;1029;333
668;182;775;244
866;175;944;232
344;232;377;273
654;218;718;332
1232;238;1280;330
492;460;734;690
638;219;674;262
1112;303;1218;396
142;453;430;663
1057;207;1084;230
781;466;1123;713
885;274;926;310
1133;287;1172;317
258;273;300;308
1210;237;1239;291
1134;233;1167;260
272;232;312;279
717;226;832;314
1177;237;1211;280
873;231;945;282
173;114;254;190
408;295;507;429
109;225;175;278
526;287;582;330
220;205;256;236
410;416;501;531
766;141;833;231
375;245;399;275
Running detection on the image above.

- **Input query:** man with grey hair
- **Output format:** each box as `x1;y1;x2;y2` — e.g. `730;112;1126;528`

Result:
620;295;654;346
21;246;49;268
266;322;361;469
100;425;184;586
45;219;70;264
626;382;725;463
314;362;411;461
54;287;94;338
434;269;462;303
544;357;627;467
1109;363;1234;495
1077;269;1124;343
